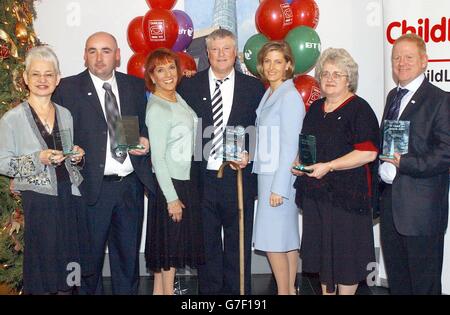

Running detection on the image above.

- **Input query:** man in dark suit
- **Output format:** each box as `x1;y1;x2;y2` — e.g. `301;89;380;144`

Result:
379;33;449;295
52;32;155;294
178;29;265;294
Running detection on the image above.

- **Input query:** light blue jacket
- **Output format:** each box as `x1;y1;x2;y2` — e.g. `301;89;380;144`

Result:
252;79;305;198
0;102;83;196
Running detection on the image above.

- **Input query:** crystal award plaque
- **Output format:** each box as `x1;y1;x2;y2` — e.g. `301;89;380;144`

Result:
379;120;410;159
53;129;77;156
293;134;316;173
115;116;144;151
223;125;245;161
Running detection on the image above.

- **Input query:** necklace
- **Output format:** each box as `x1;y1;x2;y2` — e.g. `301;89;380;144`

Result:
29;101;54;133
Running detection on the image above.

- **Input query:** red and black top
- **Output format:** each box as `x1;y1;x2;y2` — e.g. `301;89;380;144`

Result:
294;95;380;214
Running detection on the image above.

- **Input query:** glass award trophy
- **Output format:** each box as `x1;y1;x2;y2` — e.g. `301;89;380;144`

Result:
115;116;144;151
223;125;246;161
293;134;316;173
379;120;410;159
53;129;77;156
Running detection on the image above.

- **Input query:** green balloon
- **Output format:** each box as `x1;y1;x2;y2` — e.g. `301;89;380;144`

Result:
243;33;269;76
285;26;321;74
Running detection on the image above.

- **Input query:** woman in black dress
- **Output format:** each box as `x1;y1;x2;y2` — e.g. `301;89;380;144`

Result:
0;46;89;294
292;48;379;295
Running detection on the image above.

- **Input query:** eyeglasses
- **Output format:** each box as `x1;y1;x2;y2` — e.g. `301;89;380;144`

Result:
319;71;348;81
28;72;57;81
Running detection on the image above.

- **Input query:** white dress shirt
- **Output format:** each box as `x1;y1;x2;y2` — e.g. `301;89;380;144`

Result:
206;68;235;170
379;73;425;184
89;71;134;176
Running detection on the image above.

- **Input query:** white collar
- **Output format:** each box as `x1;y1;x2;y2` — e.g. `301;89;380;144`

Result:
398;73;424;94
89;70;116;88
208;68;235;82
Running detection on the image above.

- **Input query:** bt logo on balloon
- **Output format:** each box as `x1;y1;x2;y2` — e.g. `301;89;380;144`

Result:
244;50;253;61
305;42;321;50
178;27;194;37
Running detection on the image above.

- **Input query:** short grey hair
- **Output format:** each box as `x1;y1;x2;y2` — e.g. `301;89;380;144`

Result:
205;28;237;50
25;45;61;74
315;47;358;93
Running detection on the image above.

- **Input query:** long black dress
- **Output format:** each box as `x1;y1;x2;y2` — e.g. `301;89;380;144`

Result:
294;95;380;293
22;107;91;294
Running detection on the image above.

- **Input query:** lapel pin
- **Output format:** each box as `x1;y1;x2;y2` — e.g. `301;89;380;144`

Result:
338;116;342;120
202;97;207;101
88;92;92;96
411;100;416;104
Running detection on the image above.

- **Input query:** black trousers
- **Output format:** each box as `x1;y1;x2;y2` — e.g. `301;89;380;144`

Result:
197;170;255;295
380;184;444;295
81;172;144;295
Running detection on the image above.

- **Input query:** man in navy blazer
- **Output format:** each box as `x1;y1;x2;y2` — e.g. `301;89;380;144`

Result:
52;32;155;294
379;33;449;294
178;29;265;294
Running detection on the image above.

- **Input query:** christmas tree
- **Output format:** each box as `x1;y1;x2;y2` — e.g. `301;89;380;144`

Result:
0;0;38;291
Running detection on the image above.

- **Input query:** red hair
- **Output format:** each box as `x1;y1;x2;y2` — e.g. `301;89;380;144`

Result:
144;48;182;92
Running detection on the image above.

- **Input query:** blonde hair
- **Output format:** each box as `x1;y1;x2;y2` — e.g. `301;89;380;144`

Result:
392;33;427;56
256;41;295;83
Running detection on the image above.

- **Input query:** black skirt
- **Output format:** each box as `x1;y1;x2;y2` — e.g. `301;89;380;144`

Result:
21;181;92;294
145;177;205;271
300;193;375;293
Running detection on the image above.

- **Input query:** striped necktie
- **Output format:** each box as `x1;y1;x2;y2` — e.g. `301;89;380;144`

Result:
210;78;228;158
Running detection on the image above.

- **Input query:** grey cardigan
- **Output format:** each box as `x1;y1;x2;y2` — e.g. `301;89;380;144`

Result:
0;101;83;196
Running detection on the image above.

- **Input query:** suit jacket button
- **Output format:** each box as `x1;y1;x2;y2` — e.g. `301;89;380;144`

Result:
103;131;107;135
99;164;104;168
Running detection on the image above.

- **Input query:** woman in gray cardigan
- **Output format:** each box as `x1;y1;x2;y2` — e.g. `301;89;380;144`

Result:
0;46;89;294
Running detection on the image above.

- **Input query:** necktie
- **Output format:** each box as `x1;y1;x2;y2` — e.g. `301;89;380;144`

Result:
210;78;228;158
385;88;409;121
103;82;127;163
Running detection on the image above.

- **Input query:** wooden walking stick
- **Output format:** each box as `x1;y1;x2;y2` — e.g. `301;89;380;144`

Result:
217;161;245;295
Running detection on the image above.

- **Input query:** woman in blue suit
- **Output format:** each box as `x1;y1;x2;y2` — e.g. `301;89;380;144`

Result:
252;41;305;295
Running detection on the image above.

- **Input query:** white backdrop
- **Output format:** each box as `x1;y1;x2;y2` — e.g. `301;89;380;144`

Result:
33;0;449;293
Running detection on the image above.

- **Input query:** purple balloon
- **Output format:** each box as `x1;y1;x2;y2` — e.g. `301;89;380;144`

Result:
172;10;194;52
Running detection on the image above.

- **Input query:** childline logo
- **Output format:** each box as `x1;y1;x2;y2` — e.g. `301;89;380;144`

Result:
386;17;450;44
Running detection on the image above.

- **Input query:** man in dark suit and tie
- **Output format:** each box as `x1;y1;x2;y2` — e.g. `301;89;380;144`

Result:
178;29;265;294
52;32;155;294
379;33;449;295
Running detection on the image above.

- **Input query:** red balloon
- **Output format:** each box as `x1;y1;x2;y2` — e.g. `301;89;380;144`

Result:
290;0;320;29
176;51;197;76
255;0;294;40
146;0;177;10
293;74;321;111
127;16;150;53
127;52;149;79
142;9;179;50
